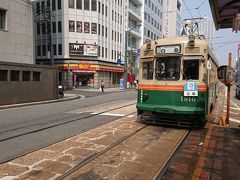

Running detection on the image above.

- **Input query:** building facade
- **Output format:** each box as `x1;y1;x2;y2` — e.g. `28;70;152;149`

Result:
0;0;34;64
162;0;182;37
35;0;126;89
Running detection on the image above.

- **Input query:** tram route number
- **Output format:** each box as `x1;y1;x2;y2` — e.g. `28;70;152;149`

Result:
181;96;196;102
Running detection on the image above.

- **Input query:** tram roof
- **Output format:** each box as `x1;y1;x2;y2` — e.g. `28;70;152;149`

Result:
209;0;240;31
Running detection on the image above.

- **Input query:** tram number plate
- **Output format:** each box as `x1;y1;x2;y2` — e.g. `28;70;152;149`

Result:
181;96;196;102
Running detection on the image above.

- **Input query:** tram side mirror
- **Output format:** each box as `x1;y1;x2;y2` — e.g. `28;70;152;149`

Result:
217;65;236;86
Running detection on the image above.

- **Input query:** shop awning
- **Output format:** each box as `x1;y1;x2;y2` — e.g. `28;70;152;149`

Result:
209;0;240;31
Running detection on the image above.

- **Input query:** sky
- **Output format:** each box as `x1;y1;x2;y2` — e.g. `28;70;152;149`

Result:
181;0;239;66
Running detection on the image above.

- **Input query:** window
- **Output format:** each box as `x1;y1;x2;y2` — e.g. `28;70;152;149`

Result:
22;71;31;81
105;48;107;58
142;61;153;80
102;47;104;58
42;23;46;34
58;21;62;32
155;57;180;80
77;0;82;9
84;22;90;33
37;22;40;34
91;0;97;11
58;0;61;9
33;72;41;81
105;27;107;37
53;44;57;55
102;4;104;15
37;45;41;56
98;24;100;35
112;30;114;40
183;60;199;80
69;0;74;8
42;45;46;56
98;2;101;13
10;71;20;81
52;22;56;33
84;0;89;10
102;25;104;36
98;46;101;57
58;44;62;55
52;0;56;11
0;70;8;81
105;6;107;16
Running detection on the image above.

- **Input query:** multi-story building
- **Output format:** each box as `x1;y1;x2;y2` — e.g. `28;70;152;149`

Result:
127;0;163;81
35;0;126;89
143;0;163;42
162;0;182;37
0;0;34;64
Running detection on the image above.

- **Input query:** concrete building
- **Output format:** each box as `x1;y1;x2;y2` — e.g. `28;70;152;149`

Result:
35;0;126;89
0;0;58;105
162;0;182;37
0;0;34;64
127;0;163;81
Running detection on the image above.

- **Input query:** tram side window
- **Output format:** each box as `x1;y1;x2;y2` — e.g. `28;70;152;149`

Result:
142;61;153;80
183;60;199;80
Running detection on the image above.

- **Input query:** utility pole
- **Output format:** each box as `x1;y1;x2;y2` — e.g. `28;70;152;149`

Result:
34;2;54;65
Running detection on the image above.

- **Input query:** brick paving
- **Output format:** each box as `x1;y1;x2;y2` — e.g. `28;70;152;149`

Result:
160;85;240;180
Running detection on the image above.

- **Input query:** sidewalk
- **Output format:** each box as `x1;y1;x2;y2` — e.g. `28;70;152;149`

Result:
160;84;240;179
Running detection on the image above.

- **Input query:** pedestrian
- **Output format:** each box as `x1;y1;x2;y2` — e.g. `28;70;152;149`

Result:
101;80;105;93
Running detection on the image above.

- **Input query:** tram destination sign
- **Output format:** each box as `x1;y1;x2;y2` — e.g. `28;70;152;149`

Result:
156;45;180;54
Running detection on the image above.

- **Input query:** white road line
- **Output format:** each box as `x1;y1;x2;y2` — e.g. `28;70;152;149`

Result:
99;113;125;117
230;117;240;123
127;115;135;118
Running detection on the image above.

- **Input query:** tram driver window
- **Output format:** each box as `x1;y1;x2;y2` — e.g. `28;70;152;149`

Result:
155;57;180;80
183;60;199;80
142;61;153;80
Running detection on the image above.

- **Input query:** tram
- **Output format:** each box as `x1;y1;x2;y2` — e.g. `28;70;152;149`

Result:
136;35;219;127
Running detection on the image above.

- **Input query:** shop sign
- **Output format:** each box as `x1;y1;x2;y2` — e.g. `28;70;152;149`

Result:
69;43;98;57
69;43;84;55
84;44;98;56
79;64;90;70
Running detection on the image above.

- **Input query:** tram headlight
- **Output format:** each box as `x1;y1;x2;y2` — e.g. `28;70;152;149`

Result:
188;35;195;46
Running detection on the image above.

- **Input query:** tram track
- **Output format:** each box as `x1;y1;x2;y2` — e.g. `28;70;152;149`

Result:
0;102;136;164
0;102;136;142
56;124;149;180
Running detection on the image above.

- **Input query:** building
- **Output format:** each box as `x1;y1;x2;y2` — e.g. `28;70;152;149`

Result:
0;0;58;105
35;0;126;89
162;0;182;37
0;0;34;64
127;0;163;82
143;0;163;42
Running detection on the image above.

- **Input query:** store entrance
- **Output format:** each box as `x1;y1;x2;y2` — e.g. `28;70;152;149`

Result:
74;73;94;88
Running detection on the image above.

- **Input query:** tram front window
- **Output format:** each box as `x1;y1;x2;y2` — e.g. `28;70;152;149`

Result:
142;61;153;80
155;57;180;80
183;60;199;80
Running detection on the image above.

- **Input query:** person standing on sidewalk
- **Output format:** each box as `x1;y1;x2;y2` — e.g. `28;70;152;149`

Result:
101;80;105;93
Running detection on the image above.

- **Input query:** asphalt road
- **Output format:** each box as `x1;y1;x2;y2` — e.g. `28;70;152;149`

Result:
0;90;137;163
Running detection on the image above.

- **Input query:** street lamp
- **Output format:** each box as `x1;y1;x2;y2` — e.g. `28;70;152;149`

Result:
34;2;54;66
124;25;141;89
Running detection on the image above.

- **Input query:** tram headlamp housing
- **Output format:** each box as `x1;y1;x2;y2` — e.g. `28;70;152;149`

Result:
188;35;195;46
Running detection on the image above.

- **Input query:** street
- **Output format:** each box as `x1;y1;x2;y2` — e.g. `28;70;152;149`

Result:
0;90;137;163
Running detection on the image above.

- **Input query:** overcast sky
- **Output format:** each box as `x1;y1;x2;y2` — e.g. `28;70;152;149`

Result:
181;0;239;66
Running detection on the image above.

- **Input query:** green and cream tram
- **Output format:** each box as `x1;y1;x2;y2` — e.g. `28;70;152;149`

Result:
136;36;219;127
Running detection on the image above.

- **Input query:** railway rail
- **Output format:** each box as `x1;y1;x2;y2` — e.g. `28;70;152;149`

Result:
0;100;136;163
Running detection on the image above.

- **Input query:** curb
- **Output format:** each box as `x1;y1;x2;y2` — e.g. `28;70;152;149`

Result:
0;95;82;110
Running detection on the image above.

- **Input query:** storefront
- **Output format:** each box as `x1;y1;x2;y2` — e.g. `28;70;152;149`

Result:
57;63;124;89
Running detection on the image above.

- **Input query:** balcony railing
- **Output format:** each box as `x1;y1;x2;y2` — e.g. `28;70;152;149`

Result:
129;3;141;16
